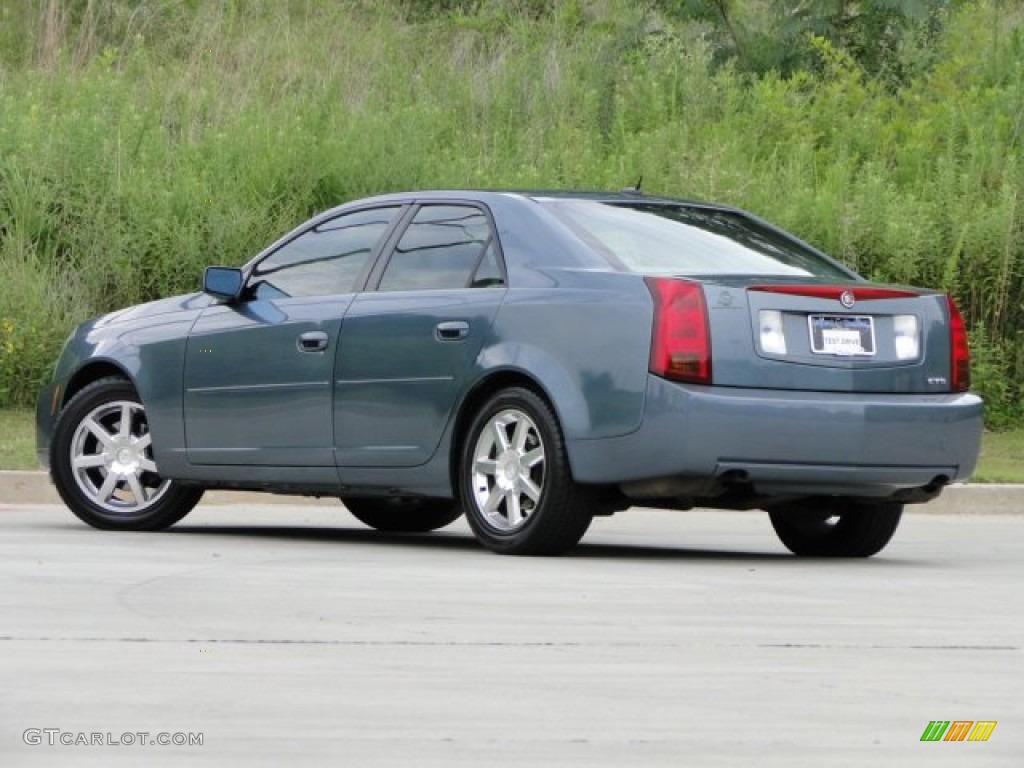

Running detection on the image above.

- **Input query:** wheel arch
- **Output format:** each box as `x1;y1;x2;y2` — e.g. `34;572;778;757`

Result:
449;369;561;495
62;360;136;409
53;347;189;478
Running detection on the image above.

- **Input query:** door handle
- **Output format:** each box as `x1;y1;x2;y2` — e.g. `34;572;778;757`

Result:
297;331;329;352
435;320;470;342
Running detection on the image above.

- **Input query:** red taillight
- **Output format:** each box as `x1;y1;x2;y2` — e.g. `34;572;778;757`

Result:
747;285;919;301
645;277;712;385
947;295;970;392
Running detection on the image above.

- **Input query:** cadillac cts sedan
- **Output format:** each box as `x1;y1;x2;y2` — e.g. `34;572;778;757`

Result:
36;190;983;556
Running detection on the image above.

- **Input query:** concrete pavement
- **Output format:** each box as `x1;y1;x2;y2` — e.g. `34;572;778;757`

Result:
0;502;1021;766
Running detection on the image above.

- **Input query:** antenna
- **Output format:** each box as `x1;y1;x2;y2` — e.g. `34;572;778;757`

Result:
621;175;643;194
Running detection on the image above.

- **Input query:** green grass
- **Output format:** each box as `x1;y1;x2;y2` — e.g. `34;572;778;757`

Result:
0;1;1023;425
0;408;37;470
972;430;1024;484
1;407;1021;482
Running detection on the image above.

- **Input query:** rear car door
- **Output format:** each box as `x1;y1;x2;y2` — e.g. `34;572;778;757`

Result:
334;202;507;467
183;206;402;466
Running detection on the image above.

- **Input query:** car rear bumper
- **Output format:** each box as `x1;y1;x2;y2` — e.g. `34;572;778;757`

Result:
567;375;983;499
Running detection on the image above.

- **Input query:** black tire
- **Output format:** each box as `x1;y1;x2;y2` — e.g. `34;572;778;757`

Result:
459;387;593;555
343;497;462;532
50;377;204;531
768;498;904;557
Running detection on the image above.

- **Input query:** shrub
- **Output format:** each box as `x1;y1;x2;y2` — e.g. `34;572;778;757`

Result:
0;0;1021;427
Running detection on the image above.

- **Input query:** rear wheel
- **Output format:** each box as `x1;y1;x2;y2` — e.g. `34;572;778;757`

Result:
343;497;462;532
50;377;203;530
459;387;593;555
768;498;904;557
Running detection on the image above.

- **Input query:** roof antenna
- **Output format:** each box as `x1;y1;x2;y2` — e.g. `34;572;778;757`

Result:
623;175;643;193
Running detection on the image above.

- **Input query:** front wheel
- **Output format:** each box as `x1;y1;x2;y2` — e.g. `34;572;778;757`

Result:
50;377;204;530
768;498;904;557
459;387;593;555
343;497;462;532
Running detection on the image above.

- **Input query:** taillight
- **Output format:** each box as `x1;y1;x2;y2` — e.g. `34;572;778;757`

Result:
645;277;712;385
748;285;919;301
946;296;970;392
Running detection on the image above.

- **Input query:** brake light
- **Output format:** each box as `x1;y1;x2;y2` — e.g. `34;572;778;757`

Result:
747;285;919;301
946;296;970;392
645;277;712;385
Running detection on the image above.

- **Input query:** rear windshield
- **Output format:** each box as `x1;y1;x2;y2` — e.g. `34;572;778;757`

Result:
543;200;852;279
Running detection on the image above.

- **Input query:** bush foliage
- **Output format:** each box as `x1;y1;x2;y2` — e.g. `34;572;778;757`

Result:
0;0;1021;426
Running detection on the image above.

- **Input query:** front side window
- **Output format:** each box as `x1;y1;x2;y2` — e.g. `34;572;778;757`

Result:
378;205;499;292
543;200;852;279
250;206;400;299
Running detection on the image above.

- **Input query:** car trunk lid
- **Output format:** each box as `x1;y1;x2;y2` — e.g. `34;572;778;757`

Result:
698;279;963;394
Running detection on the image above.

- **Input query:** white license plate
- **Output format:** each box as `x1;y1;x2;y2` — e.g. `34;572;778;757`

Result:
809;315;875;356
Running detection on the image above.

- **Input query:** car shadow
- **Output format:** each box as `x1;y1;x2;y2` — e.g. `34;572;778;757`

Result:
573;541;791;561
170;524;482;552
166;523;798;562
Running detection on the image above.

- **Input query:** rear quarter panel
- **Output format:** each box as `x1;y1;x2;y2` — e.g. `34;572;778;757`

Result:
481;270;653;441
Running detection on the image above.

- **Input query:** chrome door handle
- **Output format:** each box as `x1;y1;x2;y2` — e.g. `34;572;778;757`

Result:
435;321;470;341
297;331;329;352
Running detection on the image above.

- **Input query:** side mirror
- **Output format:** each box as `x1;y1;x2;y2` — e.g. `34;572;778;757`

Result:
202;266;243;302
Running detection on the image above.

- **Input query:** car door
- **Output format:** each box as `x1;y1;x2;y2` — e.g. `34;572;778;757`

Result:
183;205;403;466
334;202;507;467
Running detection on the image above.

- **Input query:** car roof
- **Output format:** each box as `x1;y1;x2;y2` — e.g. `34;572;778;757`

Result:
244;188;849;280
337;188;723;209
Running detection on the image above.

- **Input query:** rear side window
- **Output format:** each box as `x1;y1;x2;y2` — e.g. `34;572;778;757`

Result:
251;206;400;299
471;241;505;288
378;205;499;292
543;200;852;279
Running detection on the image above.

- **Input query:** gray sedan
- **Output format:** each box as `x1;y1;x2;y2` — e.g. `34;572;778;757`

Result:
36;190;983;556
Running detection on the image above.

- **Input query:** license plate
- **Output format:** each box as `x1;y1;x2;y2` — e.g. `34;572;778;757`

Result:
809;315;875;356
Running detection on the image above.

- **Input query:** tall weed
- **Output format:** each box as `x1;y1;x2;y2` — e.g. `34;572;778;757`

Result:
0;0;1021;424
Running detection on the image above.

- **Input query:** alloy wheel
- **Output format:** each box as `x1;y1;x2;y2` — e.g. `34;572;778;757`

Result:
69;400;170;514
469;408;546;532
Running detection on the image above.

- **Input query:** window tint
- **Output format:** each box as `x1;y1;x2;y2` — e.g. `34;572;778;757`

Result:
470;240;505;288
251;206;399;299
378;205;493;292
543;201;852;279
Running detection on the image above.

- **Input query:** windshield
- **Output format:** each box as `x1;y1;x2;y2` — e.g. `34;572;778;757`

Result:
543;200;853;279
